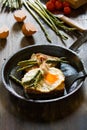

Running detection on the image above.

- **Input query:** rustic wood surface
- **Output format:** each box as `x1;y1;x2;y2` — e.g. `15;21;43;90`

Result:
0;2;87;130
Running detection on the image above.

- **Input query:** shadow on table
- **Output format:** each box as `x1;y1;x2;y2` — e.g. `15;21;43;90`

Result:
12;22;37;47
0;83;85;123
12;22;23;32
20;36;35;48
71;3;87;18
0;39;7;50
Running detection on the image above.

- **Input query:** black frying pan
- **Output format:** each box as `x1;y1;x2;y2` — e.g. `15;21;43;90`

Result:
2;41;87;103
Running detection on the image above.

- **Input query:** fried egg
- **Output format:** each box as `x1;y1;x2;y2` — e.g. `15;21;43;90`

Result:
22;67;65;94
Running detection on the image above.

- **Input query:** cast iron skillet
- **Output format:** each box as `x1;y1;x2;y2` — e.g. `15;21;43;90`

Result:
2;44;87;103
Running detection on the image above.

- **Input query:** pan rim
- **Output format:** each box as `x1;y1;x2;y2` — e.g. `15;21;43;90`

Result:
1;44;85;103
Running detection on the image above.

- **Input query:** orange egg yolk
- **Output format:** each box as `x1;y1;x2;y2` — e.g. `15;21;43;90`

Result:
45;72;58;84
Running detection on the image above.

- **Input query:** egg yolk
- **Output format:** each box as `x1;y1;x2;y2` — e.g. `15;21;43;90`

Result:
45;72;58;84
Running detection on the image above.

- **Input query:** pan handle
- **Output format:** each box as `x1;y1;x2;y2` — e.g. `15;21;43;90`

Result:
69;30;87;52
65;72;87;89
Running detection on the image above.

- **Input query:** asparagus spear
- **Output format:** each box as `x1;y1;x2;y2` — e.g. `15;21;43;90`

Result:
18;0;22;8
23;70;43;88
46;57;68;64
17;60;38;72
17;64;37;72
17;60;38;67
0;0;23;10
9;75;22;86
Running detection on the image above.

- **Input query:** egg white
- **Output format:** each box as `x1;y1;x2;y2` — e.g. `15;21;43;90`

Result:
22;67;65;93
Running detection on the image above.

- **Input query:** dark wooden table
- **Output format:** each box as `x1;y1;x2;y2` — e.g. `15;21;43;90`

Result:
0;2;87;130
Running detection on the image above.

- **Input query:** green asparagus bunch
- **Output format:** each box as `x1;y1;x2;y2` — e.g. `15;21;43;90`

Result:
0;0;23;11
23;0;75;41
